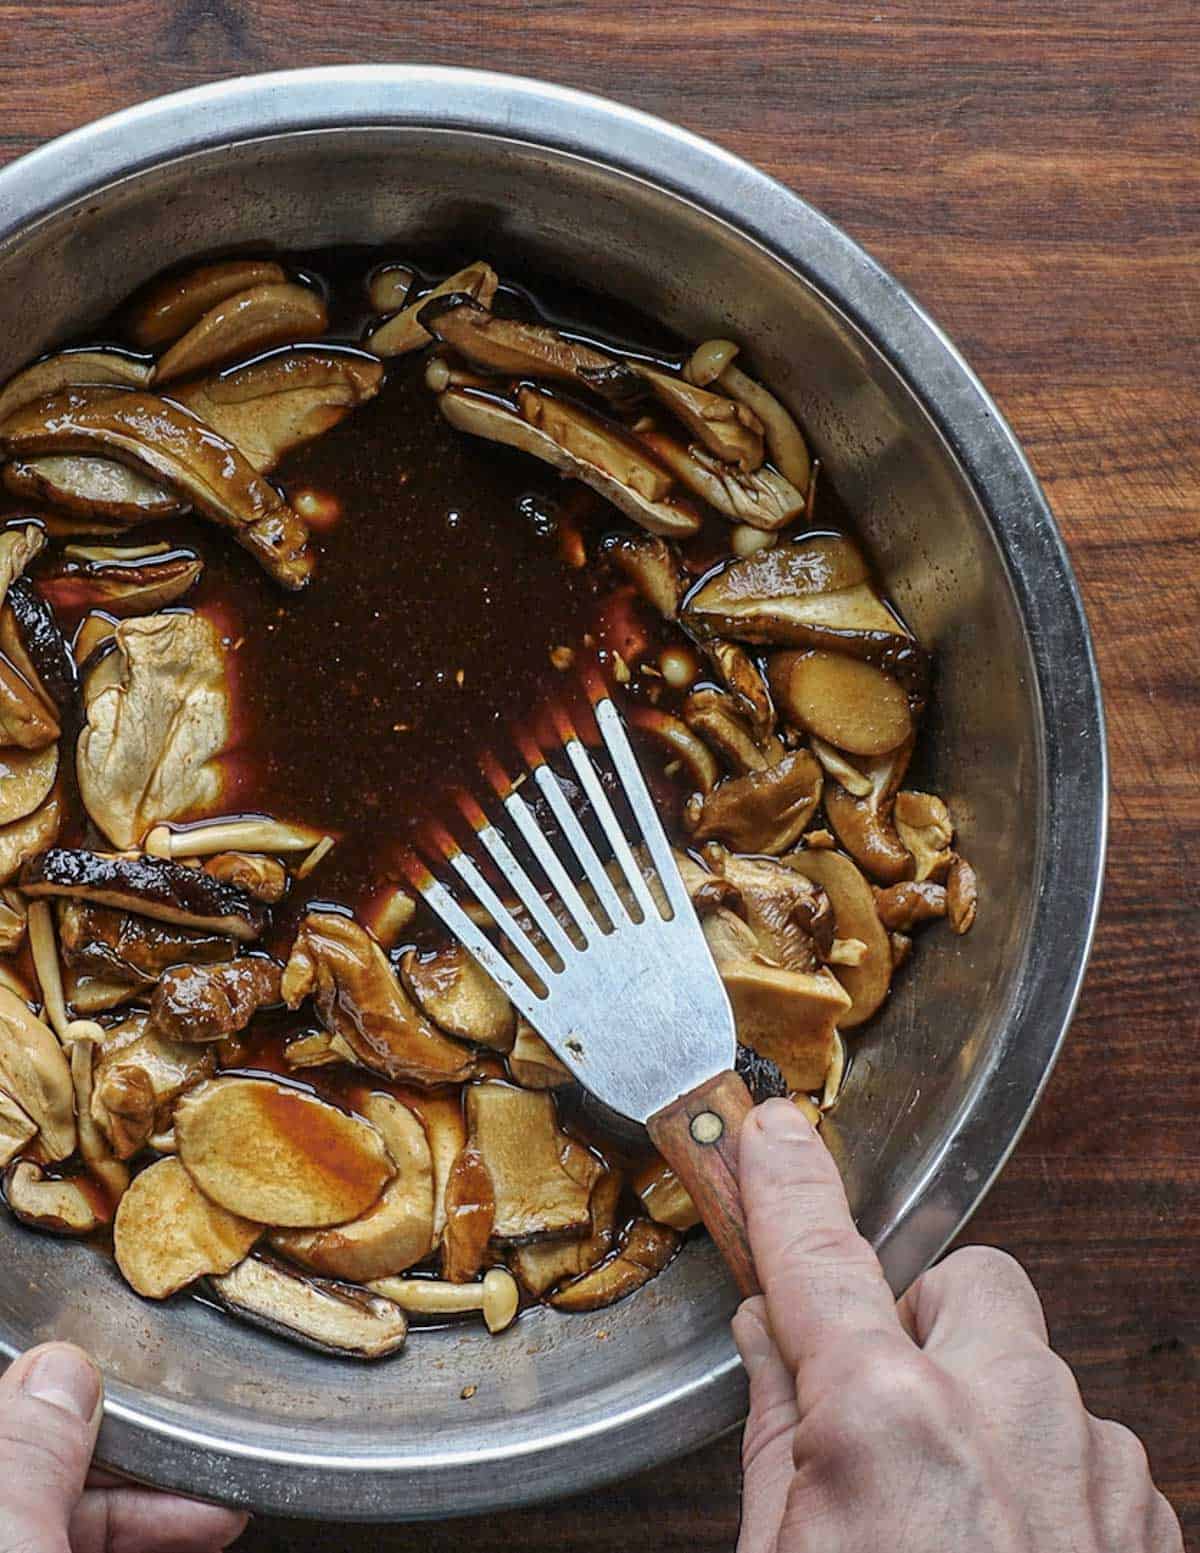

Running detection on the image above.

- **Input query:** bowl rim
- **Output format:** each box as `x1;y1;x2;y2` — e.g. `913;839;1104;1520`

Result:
0;65;1107;1519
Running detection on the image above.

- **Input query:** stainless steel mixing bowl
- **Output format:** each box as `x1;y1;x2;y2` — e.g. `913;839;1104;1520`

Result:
0;67;1106;1520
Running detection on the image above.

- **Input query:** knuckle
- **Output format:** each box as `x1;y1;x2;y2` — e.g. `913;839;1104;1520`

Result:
943;1245;1035;1297
1094;1416;1152;1477
1147;1489;1185;1551
842;1353;947;1434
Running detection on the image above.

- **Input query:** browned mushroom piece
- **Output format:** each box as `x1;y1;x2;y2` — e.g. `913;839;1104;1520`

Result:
400;943;516;1053
0;791;62;885
549;1218;681;1313
700;638;777;743
769;650;913;758
366;261;498;356
509;1171;623;1297
208;1255;408;1359
702;848;834;970
113;1155;262;1299
874;880;948;932
202;852;288;903
721;961;850;1091
685;747;823;855
945;855;979;935
153;281;329;384
0;986;75;1161
685;342;812;490
5;576;75;722
0;1087;37;1169
148;956;283;1044
640;430;803;530
604;532;687;619
281;911;483;1086
37;550;203;617
68;1034;130;1204
785;849;893;1028
173;349;384;474
627;705;721;794
682;688;779;775
465;1082;602;1244
440;1141;496;1283
0;388;314;589
632;1156;700;1231
894;790;955;882
400;1089;467;1249
94;1061;157;1159
57;899;234;989
92;1011;215;1154
633;364;765;470
3;1161;104;1236
129;259;288;349
822;742;915;885
506;1018;572;1089
418;292;640;403
0;890;25;954
0;349;154;423
2;456;186;525
22;850;265;940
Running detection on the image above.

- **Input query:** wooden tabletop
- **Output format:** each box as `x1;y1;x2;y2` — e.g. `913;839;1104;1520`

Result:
2;3;1196;1546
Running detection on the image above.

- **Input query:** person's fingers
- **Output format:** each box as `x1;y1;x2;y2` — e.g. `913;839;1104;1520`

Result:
0;1342;103;1552
70;1485;249;1553
739;1099;908;1404
733;1297;798;1553
898;1246;1049;1354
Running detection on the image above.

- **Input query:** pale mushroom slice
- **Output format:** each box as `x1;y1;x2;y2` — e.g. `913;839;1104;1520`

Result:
466;1082;602;1243
685;341;812;490
823;742;915;884
894;791;955;882
2;456;186;525
282;912;483;1086
92;1011;215;1156
3;1161;103;1236
400;943;516;1053
0;388;314;589
0;985;74;1160
701;638;777;744
509;1171;622;1298
702;848;834;971
208;1255;408;1360
148;957;282;1044
633;363;764;469
271;1093;434;1282
0;791;63;885
507;1018;572;1089
113;1155;262;1299
641;432;803;530
632;1157;700;1232
785;849;893;1028
176;1076;394;1228
769;651;913;758
0;743;58;828
720;962;850;1091
75;612;231;851
946;855;979;935
435;387;701;539
38;550;202;617
685;747;823;855
0;1087;36;1168
399;1088;466;1247
68;1033;130;1204
154;281;329;384
129;259;288;348
173;349;384;474
0;349;152;424
366;261;499;356
22;850;265;941
549;1219;680;1313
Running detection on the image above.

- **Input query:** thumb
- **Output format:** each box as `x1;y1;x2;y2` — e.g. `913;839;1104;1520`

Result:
0;1342;103;1553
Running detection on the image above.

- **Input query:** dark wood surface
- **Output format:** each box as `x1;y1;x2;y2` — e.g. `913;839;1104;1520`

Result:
1;3;1196;1547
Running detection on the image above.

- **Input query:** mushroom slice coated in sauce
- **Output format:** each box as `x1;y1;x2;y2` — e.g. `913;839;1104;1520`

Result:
76;612;231;851
113;1155;262;1299
175;1076;395;1228
149;956;283;1044
509;1171;623;1298
769;650;913;759
0;742;58;829
440;1140;495;1283
506;1018;572;1089
57;899;234;986
208;1255;408;1360
0;388;314;589
633;1157;700;1232
894;790;955;882
604;532;687;619
633;364;765;470
92;1011;215;1154
823;742;915;884
685;747;823;855
0;1087;36;1168
0;985;75;1161
21;850;265;941
129;259;288;349
400;943;516;1053
366;261;499;356
682;688;776;776
435;387;701;539
281;912;483;1086
549;1218;681;1313
641;433;803;530
0;349;153;424
685;342;812;491
7;577;79;718
701;638;777;744
417;292;641;403
202;851;288;903
785;849;893;1028
0;791;63;885
703;848;834;971
153;281;329;384
37;550;203;617
720;961;850;1092
173;349;384;474
2;456;186;525
271;1094;435;1282
465;1082;601;1244
3;1161;104;1236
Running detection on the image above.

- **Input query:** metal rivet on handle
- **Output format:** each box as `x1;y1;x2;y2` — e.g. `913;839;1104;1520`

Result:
690;1111;724;1145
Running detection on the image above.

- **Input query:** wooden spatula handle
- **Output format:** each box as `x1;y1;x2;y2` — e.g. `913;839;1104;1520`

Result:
647;1070;759;1298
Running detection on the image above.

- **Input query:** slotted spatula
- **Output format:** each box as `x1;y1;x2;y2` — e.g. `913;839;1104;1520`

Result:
401;668;759;1297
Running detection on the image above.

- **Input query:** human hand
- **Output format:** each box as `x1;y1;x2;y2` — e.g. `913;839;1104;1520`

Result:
0;1343;248;1552
733;1099;1182;1552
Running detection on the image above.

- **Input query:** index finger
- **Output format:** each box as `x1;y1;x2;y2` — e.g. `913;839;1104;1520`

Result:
739;1100;909;1403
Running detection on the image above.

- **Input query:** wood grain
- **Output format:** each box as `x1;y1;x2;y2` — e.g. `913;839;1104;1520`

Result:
0;2;1196;1546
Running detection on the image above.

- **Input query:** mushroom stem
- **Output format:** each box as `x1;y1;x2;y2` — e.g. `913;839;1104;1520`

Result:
368;1266;520;1333
146;818;324;858
27;900;69;1040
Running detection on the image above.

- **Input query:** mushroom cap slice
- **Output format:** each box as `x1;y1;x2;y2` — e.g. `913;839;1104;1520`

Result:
0;387;313;589
22;850;264;941
440;1141;495;1283
58;899;234;986
507;1017;572;1089
785;849;893;1028
400;943;516;1052
465;1082;601;1244
823;743;915;884
365;261;498;356
0;985;74;1161
0;1086;37;1168
509;1171;622;1298
686;747;823;855
713;361;812;490
894;790;955;882
633;1157;700;1232
202;851;288;903
605;532;686;619
549;1218;680;1313
3;1161;103;1235
6;577;79;719
704;849;834;970
683;688;772;776
129;259;288;348
0;790;63;885
720;961;849;1091
769;651;913;758
175;1076;394;1228
173;348;384;474
113;1155;262;1299
154;281;329;384
0;742;58;828
394;1087;466;1246
270;1093;435;1282
634;364;765;470
39;552;203;617
627;706;721;794
0;349;152;423
208;1255;408;1359
149;956;282;1044
93;1011;215;1151
642;433;803;529
2;456;186;524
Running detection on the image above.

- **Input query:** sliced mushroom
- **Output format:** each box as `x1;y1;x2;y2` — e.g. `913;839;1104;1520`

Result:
2;456;186;525
22;850;264;940
0;1087;36;1168
271;1094;434;1282
93;1011;215;1150
173;349;384;474
0;388;314;589
682;688;773;775
0;791;62;886
894;791;955;882
149;956;282;1043
0;744;58;828
366;262;499;356
809;735;873;797
64;971;135;1017
154;281;328;384
440;1140;495;1283
701;638;776;743
0;657;58;750
7;577;78;717
634;364;764;469
69;1034;130;1203
76;612;231;850
946;855;978;935
281;912;482;1086
633;1156;700;1231
57;899;234;987
401;1089;467;1247
703;848;834;970
0;986;74;1160
823;743;915;884
466;1082;601;1244
129;259;288;349
507;1017;572;1089
685;747;822;854
208;1255;408;1359
509;1170;622;1298
94;1061;156;1158
874;880;947;931
0;889;26;954
175;1076;394;1228
627;705;721;794
113;1155;262;1299
436;387;701;539
604;532;686;619
3;1161;103;1235
641;430;802;530
282;1028;355;1070
785;849;893;1027
369;1266;519;1334
549;1218;680;1313
721;962;850;1090
418;292;639;403
38;551;202;617
769;651;913;758
202;851;288;903
400;943;515;1053
0;350;152;425
685;343;812;490
367;264;413;314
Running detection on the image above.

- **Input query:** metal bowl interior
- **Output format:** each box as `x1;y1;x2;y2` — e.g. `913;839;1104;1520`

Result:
0;69;1105;1520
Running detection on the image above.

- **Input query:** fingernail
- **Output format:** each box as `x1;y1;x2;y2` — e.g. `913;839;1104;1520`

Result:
732;1302;776;1380
757;1098;817;1145
24;1346;102;1425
